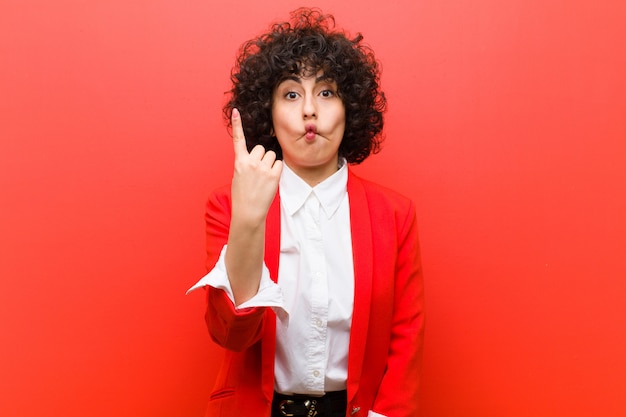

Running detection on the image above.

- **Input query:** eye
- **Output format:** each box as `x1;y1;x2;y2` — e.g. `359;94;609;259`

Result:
285;91;299;100
320;89;335;98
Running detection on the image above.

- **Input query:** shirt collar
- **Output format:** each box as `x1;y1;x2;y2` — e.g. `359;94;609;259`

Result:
279;158;348;219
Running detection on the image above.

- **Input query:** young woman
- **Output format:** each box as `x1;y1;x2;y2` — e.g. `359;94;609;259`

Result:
188;8;425;417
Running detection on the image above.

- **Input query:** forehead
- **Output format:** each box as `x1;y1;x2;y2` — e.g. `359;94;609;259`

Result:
276;69;335;86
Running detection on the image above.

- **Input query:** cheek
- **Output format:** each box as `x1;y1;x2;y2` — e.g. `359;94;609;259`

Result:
334;113;347;136
271;107;292;129
334;104;346;128
271;113;292;143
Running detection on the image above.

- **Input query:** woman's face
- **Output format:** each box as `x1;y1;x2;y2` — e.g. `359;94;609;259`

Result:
271;71;346;185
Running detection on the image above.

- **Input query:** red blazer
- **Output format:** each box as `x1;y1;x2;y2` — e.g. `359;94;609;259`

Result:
201;170;424;417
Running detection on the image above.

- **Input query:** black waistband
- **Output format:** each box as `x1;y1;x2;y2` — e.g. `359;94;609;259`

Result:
272;390;347;417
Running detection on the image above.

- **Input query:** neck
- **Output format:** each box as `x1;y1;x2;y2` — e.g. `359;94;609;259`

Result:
286;160;340;187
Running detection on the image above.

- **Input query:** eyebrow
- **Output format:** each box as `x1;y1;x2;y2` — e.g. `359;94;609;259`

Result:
281;74;334;84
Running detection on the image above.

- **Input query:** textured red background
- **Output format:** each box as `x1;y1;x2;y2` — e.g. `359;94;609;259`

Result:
1;1;625;416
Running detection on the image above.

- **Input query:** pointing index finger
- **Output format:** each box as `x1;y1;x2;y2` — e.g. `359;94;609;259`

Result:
231;108;247;156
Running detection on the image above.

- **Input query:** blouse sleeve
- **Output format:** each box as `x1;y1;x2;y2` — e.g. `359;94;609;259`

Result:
191;188;286;351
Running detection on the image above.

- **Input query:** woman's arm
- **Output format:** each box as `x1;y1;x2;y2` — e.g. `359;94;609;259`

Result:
374;202;425;416
225;108;282;305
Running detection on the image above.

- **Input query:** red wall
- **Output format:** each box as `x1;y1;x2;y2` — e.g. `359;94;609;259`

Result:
1;1;625;416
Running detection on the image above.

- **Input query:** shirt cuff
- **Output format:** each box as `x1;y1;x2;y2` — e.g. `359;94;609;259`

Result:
368;411;387;417
186;245;288;320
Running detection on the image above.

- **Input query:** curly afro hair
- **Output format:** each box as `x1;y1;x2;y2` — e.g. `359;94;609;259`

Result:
223;7;387;164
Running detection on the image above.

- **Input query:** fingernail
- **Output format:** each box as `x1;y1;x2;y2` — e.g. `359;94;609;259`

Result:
232;108;240;119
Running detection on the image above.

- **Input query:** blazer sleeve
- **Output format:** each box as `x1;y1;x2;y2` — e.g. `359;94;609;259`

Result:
374;200;425;416
203;187;267;352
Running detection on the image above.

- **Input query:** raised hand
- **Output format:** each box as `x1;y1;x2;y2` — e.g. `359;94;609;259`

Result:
225;108;282;305
230;108;283;224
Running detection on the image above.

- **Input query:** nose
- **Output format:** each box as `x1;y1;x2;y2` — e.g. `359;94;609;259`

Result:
302;94;317;119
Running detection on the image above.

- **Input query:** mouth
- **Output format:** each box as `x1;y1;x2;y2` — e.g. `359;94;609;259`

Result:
304;124;317;140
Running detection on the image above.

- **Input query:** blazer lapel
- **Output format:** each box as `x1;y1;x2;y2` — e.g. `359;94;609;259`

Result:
260;179;373;403
265;191;281;283
346;172;373;401
261;191;281;402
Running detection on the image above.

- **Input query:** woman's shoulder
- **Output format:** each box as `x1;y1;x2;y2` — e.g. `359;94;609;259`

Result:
206;183;232;210
348;170;415;209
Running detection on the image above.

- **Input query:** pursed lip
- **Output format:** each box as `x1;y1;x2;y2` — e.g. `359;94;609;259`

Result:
304;124;317;140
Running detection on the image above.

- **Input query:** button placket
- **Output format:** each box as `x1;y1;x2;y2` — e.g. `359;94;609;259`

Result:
303;192;328;391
